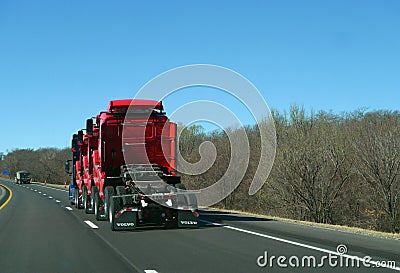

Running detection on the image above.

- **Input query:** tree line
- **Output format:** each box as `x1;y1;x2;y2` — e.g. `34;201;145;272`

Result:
0;148;70;185
178;107;400;233
1;107;399;233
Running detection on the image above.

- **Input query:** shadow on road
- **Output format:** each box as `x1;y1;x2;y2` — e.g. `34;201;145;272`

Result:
199;209;274;225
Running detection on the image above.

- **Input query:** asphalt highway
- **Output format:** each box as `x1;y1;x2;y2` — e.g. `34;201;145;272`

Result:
0;178;399;273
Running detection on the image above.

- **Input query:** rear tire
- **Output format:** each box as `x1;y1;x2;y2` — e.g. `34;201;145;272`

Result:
83;186;90;214
116;186;133;206
75;187;83;209
175;183;186;190
109;196;123;231
109;197;116;231
93;187;103;221
74;187;79;208
104;186;115;221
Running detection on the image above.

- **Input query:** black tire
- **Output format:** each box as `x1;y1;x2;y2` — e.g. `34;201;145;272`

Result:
104;186;115;221
76;187;84;209
175;183;192;207
93;187;104;221
116;186;133;206
109;196;116;231
83;186;90;214
109;196;123;231
74;187;79;208
69;187;74;205
175;183;186;190
116;186;126;195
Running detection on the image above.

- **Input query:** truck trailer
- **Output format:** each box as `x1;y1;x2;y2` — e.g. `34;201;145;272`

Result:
66;99;198;231
15;171;31;184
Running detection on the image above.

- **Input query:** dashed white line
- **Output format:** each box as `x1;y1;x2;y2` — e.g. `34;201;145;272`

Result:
65;206;73;211
42;193;47;196
38;191;42;194
48;196;53;199
84;220;98;229
34;189;37;192
56;200;61;203
33;184;68;193
144;270;159;273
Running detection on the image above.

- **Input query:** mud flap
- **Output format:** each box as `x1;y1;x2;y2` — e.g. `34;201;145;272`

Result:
111;197;138;231
178;210;199;228
177;191;198;228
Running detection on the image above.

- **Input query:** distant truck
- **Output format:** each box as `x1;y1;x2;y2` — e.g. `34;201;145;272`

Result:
16;171;31;184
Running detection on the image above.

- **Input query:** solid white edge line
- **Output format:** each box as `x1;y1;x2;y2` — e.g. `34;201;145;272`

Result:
84;220;99;229
65;206;73;211
199;220;400;271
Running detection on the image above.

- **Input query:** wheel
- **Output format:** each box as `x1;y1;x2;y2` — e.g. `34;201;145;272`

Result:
74;187;79;208
104;186;115;221
84;186;94;214
116;186;126;195
93;187;104;221
175;183;187;190
116;186;132;206
109;195;123;231
109;196;116;231
69;187;74;205
75;187;83;209
175;183;189;207
83;186;89;213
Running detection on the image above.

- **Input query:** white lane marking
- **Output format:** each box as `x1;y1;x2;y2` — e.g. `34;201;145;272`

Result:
34;189;37;192
200;220;400;271
56;200;61;203
48;196;53;199
144;270;159;273
38;191;42;194
65;206;73;211
84;220;99;229
43;193;47;196
32;184;68;193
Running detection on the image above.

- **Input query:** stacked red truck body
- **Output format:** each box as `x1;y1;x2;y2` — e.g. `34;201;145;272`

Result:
67;99;198;230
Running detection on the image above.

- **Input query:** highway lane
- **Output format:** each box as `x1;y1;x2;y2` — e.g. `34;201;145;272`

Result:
0;178;399;273
0;180;138;273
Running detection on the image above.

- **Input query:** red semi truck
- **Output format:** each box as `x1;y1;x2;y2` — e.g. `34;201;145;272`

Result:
65;99;198;231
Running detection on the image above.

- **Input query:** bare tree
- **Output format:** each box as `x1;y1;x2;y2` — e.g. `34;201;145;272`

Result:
353;111;400;233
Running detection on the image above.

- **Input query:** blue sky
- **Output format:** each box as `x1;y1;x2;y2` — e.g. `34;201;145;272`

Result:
0;0;399;152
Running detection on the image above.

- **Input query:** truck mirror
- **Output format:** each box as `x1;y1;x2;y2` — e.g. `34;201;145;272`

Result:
72;134;77;149
86;119;93;136
65;160;72;174
78;130;83;144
